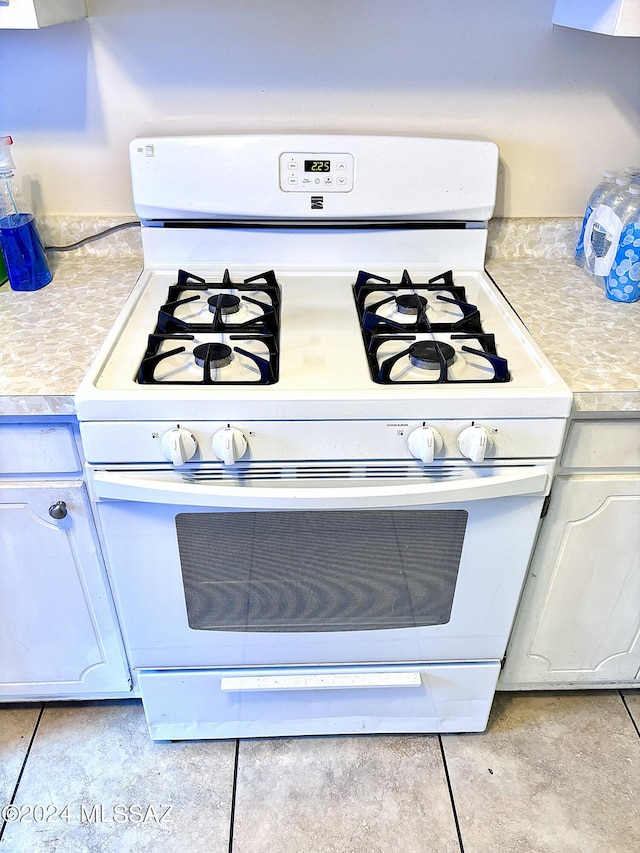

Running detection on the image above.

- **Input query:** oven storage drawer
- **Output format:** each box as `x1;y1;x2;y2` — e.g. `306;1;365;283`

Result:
137;662;501;740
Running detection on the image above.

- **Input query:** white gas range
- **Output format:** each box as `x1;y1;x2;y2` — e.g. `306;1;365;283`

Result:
76;135;572;740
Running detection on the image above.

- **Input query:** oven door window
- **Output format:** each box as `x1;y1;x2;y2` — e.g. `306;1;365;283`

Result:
176;510;467;632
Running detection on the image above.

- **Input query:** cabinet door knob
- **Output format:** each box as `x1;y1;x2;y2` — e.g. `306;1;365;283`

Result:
48;501;68;519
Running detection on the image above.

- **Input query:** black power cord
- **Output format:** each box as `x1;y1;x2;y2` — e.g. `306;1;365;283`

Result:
45;220;141;253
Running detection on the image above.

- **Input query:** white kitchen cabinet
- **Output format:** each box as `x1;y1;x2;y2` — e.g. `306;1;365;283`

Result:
0;421;131;700
0;0;86;29
499;418;640;689
553;0;640;36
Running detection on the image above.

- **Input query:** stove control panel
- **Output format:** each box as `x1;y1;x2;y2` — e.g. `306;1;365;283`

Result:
81;419;568;466
279;152;354;193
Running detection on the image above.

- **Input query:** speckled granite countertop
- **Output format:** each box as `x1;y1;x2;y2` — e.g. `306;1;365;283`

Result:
0;218;638;418
0;252;142;417
487;259;640;414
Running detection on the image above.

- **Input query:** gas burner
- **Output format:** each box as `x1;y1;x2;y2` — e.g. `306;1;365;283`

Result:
409;341;456;370
154;269;281;337
368;333;510;385
137;333;279;385
396;294;428;315
208;294;241;316
354;269;483;336
193;342;234;369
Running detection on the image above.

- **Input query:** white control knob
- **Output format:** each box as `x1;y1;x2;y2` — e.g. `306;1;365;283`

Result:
212;427;248;465
457;425;492;463
160;428;198;466
408;426;444;464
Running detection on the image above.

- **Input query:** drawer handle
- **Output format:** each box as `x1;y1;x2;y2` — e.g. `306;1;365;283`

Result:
48;501;68;519
219;672;422;692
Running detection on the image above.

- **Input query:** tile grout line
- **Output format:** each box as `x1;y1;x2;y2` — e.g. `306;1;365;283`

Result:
227;739;240;853
438;735;466;853
0;702;45;845
619;690;640;739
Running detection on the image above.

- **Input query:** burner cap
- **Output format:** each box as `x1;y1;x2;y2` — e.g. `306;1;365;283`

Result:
208;294;241;315
193;343;233;369
395;294;428;315
409;341;456;370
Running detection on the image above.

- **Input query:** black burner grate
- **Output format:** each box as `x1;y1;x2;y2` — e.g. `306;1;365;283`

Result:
354;269;510;384
137;334;279;385
136;269;281;385
157;269;280;336
369;333;510;385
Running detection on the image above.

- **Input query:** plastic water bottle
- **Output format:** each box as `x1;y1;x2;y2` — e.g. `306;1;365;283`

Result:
0;135;51;291
575;170;617;267
604;184;640;303
583;176;630;287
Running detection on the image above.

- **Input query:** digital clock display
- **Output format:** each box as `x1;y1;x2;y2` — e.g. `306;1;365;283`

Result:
304;160;331;173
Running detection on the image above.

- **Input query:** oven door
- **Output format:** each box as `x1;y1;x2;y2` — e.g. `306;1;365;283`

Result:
89;462;549;669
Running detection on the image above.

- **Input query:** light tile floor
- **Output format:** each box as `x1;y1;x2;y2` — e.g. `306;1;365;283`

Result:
0;691;638;852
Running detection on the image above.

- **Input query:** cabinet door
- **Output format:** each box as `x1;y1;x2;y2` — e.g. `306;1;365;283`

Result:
553;0;640;36
500;474;640;688
0;0;86;29
0;481;130;698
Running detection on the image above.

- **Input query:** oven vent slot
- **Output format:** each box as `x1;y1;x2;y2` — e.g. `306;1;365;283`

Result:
181;464;465;483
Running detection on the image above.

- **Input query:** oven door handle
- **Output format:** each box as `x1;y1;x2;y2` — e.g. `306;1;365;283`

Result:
219;671;423;692
91;466;549;509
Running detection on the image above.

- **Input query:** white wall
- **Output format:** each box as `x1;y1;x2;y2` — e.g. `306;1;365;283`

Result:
0;0;638;217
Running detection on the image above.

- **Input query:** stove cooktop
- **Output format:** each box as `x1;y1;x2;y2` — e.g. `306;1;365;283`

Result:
133;266;515;389
75;263;571;424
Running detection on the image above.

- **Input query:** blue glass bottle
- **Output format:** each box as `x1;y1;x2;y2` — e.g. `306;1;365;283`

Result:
0;136;51;292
